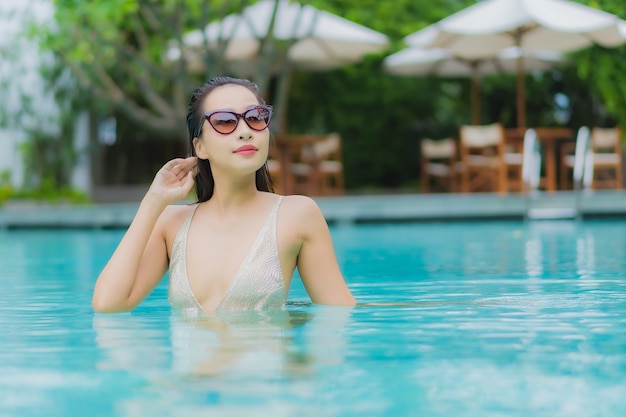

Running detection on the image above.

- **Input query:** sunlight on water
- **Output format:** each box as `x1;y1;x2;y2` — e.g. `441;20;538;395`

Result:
1;221;626;416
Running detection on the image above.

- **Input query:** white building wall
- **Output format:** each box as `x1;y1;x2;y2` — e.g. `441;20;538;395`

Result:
0;0;90;193
0;129;25;188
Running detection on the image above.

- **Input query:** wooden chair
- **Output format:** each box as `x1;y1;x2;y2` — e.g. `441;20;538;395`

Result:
589;127;623;189
420;138;458;193
277;133;344;196
561;126;623;190
285;138;317;195
459;123;508;193
311;133;344;195
504;139;524;192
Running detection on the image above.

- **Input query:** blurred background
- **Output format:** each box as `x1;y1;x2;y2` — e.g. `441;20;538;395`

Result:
1;0;625;204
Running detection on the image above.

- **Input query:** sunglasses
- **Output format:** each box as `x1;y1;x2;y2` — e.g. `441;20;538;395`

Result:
203;105;273;135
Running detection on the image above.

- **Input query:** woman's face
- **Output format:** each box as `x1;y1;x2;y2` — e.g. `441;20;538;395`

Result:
193;84;270;175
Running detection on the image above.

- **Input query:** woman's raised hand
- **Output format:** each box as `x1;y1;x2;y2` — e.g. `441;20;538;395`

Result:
146;157;197;206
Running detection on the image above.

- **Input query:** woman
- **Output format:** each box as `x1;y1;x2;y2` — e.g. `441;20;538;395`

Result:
92;76;355;315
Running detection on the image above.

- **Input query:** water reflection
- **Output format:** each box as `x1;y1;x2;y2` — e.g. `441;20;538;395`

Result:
92;306;353;415
170;309;315;376
524;236;543;278
93;314;171;371
576;230;596;279
93;306;352;378
523;221;626;284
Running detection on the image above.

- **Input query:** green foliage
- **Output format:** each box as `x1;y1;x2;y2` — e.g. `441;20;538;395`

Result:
0;171;12;205
13;121;86;204
3;185;91;206
565;1;626;132
19;130;76;191
310;0;473;44
10;56;88;194
505;0;626;132
32;0;267;137
0;169;90;206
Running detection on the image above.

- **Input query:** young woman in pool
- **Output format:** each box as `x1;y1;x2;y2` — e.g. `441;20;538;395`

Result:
92;76;355;315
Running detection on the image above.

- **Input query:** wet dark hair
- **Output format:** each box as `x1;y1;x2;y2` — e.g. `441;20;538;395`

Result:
186;76;274;202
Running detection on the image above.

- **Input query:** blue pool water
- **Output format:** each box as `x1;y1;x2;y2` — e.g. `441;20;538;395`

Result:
1;220;626;416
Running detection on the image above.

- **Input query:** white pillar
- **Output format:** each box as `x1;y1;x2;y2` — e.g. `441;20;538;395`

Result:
70;112;92;195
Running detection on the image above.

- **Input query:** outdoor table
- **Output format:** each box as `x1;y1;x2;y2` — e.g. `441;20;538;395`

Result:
506;127;574;192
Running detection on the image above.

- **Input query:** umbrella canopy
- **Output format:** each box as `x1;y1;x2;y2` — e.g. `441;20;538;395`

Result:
383;46;566;123
404;0;626;127
180;0;389;72
173;0;388;133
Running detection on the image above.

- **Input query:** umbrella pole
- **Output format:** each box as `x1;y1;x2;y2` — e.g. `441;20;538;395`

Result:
517;55;526;128
470;64;480;124
515;32;526;129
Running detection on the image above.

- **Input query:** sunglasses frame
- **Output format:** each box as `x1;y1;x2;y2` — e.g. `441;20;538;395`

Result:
202;105;273;135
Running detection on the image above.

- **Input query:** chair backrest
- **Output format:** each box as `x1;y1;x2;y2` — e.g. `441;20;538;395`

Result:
421;138;456;159
312;133;342;161
460;123;504;147
591;127;621;153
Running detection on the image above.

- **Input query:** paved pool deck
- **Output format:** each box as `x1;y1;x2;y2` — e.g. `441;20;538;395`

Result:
1;189;625;229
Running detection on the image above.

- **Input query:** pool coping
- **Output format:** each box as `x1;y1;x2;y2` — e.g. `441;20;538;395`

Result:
1;190;625;229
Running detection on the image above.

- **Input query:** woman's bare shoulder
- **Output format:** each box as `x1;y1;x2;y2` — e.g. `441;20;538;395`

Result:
278;195;327;233
157;203;199;235
279;194;322;216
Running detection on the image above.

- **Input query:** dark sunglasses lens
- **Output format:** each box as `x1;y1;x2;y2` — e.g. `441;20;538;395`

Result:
208;112;238;134
244;107;271;131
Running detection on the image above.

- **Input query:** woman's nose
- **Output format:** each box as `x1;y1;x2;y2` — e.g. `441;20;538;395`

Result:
236;115;253;140
238;131;253;141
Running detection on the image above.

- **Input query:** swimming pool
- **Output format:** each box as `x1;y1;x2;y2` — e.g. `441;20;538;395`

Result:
1;220;625;416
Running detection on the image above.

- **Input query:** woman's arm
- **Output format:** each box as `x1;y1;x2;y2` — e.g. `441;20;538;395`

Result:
92;157;197;313
291;196;356;306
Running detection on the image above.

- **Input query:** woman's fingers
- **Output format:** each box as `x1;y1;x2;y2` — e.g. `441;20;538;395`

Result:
162;158;183;171
176;157;198;181
146;157;197;204
161;157;197;181
182;170;196;193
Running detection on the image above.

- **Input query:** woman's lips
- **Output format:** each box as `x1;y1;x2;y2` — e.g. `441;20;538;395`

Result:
234;145;257;155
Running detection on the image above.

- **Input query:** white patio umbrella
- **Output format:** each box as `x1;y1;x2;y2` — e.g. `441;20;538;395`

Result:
403;0;626;127
183;0;389;70
383;46;566;124
171;0;389;132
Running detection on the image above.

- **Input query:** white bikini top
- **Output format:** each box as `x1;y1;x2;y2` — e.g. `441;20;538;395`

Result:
168;196;286;316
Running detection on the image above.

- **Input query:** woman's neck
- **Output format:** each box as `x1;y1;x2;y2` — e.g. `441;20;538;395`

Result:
209;175;261;213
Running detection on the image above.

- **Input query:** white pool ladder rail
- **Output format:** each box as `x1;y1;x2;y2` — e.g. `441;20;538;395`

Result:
524;126;590;220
